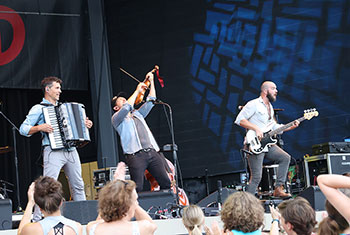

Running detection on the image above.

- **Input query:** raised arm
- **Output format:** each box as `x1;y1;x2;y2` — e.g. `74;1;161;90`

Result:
317;174;350;221
18;183;35;235
134;205;157;235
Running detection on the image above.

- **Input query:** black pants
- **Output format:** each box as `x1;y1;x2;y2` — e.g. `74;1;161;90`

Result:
125;149;171;192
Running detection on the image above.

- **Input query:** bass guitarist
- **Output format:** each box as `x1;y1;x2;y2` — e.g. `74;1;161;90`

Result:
235;81;299;197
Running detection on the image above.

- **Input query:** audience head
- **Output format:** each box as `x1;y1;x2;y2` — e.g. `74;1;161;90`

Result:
318;188;350;235
277;199;291;213
98;180;137;222
182;205;205;235
281;197;317;235
34;176;64;214
220;191;264;233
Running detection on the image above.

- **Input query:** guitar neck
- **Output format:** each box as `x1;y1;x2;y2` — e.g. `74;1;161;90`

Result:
269;116;305;136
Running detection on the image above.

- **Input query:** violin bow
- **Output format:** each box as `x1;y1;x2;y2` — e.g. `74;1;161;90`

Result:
119;67;143;83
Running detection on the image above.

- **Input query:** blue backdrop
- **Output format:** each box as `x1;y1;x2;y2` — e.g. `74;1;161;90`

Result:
189;0;350;175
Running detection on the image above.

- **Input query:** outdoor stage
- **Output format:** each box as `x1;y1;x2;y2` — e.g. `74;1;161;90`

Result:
1;211;325;235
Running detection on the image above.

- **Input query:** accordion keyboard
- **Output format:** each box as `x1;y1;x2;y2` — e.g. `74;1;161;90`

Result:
43;106;64;149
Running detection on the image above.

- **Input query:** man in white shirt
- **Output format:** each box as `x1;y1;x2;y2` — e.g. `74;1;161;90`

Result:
235;81;299;197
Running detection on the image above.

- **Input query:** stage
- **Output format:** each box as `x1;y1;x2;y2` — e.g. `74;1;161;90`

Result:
1;211;325;235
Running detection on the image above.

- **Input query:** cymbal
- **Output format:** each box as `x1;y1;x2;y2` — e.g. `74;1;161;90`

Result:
0;146;12;154
274;108;284;112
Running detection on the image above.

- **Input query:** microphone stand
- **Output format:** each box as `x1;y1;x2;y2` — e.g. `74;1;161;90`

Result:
152;100;180;206
0;110;23;212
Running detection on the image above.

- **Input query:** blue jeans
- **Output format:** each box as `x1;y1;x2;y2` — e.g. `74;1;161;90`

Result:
246;144;291;195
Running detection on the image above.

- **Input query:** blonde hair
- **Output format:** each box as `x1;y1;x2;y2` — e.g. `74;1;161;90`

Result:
182;205;205;235
220;191;264;233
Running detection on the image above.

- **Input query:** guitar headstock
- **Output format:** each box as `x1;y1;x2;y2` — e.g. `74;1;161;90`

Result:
304;108;319;120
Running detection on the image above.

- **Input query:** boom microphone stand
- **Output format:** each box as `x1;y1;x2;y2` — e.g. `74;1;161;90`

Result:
152;99;180;206
0;108;23;212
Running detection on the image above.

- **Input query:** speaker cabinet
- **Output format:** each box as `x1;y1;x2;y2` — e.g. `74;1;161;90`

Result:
0;199;12;230
61;200;98;225
304;153;350;187
138;190;176;211
197;188;236;207
299;186;326;211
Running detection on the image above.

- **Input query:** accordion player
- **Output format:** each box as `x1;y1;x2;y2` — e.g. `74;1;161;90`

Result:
42;102;91;150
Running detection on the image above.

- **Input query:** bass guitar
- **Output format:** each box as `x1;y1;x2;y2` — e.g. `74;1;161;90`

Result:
246;108;318;154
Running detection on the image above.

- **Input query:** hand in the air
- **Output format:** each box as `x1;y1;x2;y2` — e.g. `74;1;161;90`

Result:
27;182;35;205
146;71;154;82
136;82;148;93
113;162;126;181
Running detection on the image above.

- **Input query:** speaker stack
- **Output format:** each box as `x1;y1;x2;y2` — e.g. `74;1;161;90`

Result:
61;200;98;225
0;199;12;230
299;186;326;211
197;181;236;216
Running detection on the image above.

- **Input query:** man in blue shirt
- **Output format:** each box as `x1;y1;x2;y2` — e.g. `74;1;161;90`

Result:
111;71;171;192
20;76;93;220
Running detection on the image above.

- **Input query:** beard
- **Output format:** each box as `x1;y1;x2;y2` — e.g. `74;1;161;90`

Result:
267;91;276;102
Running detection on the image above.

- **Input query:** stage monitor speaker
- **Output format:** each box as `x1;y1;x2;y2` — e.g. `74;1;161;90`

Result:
0;199;12;230
197;188;237;207
299;186;326;211
61;200;98;225
138;190;176;211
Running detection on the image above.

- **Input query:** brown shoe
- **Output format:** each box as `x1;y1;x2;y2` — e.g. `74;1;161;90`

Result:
273;185;291;198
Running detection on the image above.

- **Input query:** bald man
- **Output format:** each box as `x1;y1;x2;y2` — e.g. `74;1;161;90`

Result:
235;81;299;197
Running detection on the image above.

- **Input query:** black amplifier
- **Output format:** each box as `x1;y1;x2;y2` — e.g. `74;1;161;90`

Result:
304;153;350;187
312;142;350;155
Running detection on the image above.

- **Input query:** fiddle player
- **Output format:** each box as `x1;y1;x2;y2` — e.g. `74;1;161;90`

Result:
111;70;171;192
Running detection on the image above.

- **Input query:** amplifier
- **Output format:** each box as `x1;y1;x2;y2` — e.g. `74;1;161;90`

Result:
93;166;130;189
312;142;350;155
304;153;350;187
93;167;117;189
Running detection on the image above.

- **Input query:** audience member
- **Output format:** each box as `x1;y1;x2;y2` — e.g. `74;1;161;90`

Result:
317;174;350;222
18;176;82;235
270;197;316;235
86;179;157;235
182;205;206;235
217;191;268;235
318;188;350;235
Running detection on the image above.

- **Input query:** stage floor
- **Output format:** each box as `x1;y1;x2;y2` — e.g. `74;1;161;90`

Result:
1;211;325;235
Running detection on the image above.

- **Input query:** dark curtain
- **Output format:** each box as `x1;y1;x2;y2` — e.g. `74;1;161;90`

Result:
0;0;88;90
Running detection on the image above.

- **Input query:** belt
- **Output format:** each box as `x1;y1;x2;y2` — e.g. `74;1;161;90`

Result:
125;148;154;156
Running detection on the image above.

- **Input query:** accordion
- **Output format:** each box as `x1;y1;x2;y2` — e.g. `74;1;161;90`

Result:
42;102;91;150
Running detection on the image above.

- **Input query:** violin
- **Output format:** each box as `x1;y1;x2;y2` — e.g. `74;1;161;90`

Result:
134;65;159;105
144;157;189;206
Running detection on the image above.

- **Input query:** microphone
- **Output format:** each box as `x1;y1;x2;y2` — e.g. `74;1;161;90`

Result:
151;99;164;104
217;180;222;210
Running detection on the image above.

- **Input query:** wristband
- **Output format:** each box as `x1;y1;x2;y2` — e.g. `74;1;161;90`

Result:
272;219;280;225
